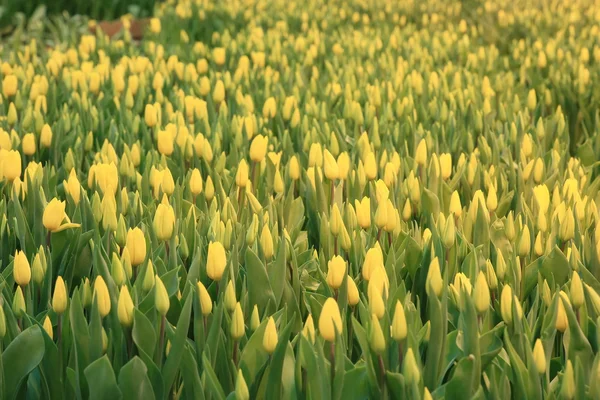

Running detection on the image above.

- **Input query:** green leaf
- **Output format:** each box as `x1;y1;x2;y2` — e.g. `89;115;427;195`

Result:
266;318;294;399
133;309;157;357
163;290;193;394
118;357;155;400
202;353;226;400
245;248;276;314
2;325;45;400
84;355;122;400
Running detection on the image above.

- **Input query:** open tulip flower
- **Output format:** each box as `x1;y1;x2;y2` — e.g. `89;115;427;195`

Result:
0;0;600;399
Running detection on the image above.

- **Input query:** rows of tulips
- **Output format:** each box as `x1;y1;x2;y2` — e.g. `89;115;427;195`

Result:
1;0;600;399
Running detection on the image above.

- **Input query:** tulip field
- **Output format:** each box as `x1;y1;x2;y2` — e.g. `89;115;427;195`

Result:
3;0;600;398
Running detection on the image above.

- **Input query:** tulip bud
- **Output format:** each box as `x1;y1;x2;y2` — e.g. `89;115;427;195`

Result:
94;276;111;318
326;256;346;290
13;250;31;287
427;257;443;297
207;241;227;281
415;139;427;166
250;135;268;163
118;286;134;328
556;293;569;332
403;348;421;384
43;316;53;340
369;313;386;354
570;272;584;309
52;276;68;314
32;253;44;285
561;360;575;399
319;297;343;342
263;317;278;354
235;159;249;188
368;284;386;319
289;156;301;180
111;253;125;286
518;225;531;257
323;149;339;180
231;302;245;340
500;285;513;324
559;209;575;242
250;305;260;331
533;339;546;374
391;301;407;341
260;225;274;261
154;275;170;316
153;201;175;241
442;216;455;248
355;197;371;229
13;286;25;317
224;281;237;312
330;204;343;236
235;369;249;400
473;272;490;314
449;191;462;217
183;278;202;315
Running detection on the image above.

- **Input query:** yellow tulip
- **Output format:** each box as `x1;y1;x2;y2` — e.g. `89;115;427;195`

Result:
126;228;146;266
52;276;68;314
319;297;343;342
13;250;31;287
153;201;175;241
231;302;245;340
93;276;111;318
250;135;268;163
326;255;346;290
154;275;170;316
263;317;278;354
43;198;66;232
118;286;134;327
391;300;407;341
3;150;21;181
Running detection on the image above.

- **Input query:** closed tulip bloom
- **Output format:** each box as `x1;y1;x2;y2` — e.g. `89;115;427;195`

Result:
533;339;546;374
231;302;245;340
40;124;52;148
368;284;385;319
289;156;301;180
500;285;513;324
473;272;490;314
337;152;350;180
319;297;343;342
559;209;575;242
326;256;346;290
323;149;339;180
570;272;584;309
207;241;227;281
189;168;203;195
13;286;25;317
64;169;81;204
263;317;278;354
13;250;31;287
449;191;462;217
212;80;225;103
403;348;421;384
153;201;175;241
212;47;226;66
369;313;386;354
260;225;274;260
126;228;146;266
2;74;17;97
556;293;569;332
157;130;174;156
118;286;134;327
347;278;360;306
236;159;249;187
439;153;452;179
43;316;53;340
362;245;384;281
426;257;443;297
4;150;21;181
355;197;371;229
154;275;170;316
197;281;212;316
330;204;343;236
250;135;268;163
52;276;68;314
144;104;158;127
22;133;36;156
94;276;111;318
391;300;407;341
235;370;249;400
43;198;66;232
250;305;261;331
224;281;236;311
262;97;276;119
364;152;377;180
415;139;427;166
518;225;531;257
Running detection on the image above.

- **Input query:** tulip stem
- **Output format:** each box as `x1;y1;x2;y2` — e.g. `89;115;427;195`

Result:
233;340;239;367
330;341;335;395
376;228;383;242
397;342;403;372
106;231;111;254
46;231;51;249
57;314;63;378
251;162;257;193
378;354;387;399
203;316;207;334
330;180;335;207
334;236;338;256
157;315;166;366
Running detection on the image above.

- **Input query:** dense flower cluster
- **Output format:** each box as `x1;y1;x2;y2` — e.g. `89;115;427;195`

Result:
0;0;599;398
